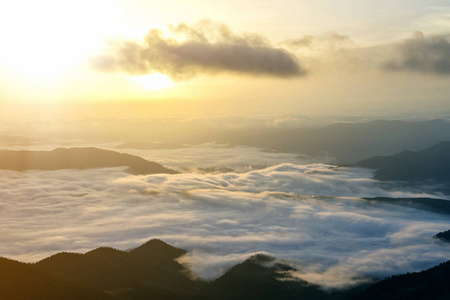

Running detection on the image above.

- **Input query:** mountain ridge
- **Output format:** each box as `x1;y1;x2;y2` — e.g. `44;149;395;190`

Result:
355;141;450;182
0;147;177;175
223;119;450;163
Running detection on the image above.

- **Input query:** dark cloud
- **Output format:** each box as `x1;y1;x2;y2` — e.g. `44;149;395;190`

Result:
383;31;450;75
92;20;305;80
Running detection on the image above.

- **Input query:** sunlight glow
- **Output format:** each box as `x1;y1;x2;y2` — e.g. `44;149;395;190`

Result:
0;0;121;81
131;74;175;91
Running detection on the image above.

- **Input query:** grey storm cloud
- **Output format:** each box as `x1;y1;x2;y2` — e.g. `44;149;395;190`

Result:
383;31;450;75
1;150;449;290
91;20;306;80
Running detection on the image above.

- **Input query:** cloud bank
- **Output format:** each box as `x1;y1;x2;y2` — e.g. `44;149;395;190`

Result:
1;159;449;289
384;31;450;75
91;21;450;83
92;20;305;80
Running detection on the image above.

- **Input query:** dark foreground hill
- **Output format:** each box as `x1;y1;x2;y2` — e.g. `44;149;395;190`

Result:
0;240;201;300
2;239;450;300
204;254;329;300
0;239;332;300
0;147;177;175
350;261;450;300
0;257;115;300
355;141;450;182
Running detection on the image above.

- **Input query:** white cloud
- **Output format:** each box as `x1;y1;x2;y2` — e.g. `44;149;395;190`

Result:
0;162;449;290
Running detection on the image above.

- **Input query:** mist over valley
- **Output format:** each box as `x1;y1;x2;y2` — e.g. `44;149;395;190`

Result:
1;118;450;299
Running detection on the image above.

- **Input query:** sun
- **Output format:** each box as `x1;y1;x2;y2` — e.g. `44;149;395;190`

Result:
0;1;180;101
131;74;175;91
0;0;120;82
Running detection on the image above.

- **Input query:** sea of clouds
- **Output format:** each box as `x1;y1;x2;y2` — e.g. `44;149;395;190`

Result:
0;146;449;289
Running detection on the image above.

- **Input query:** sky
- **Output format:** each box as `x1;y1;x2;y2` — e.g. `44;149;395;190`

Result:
1;0;450;119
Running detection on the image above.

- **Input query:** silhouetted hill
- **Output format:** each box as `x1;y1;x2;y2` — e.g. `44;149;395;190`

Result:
228;119;450;163
434;229;450;242
0;257;115;300
206;254;328;300
206;254;366;300
1;240;199;299
35;239;199;298
350;260;450;300
0;147;177;175
0;240;337;300
129;239;187;262
5;239;449;300
355;141;450;182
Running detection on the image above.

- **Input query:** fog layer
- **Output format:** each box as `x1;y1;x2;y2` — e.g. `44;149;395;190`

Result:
1;148;449;289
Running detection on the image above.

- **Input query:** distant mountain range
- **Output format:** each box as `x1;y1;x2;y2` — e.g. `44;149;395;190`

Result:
222;119;450;163
355;141;450;182
0;147;177;175
6;119;450;165
2;239;449;300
